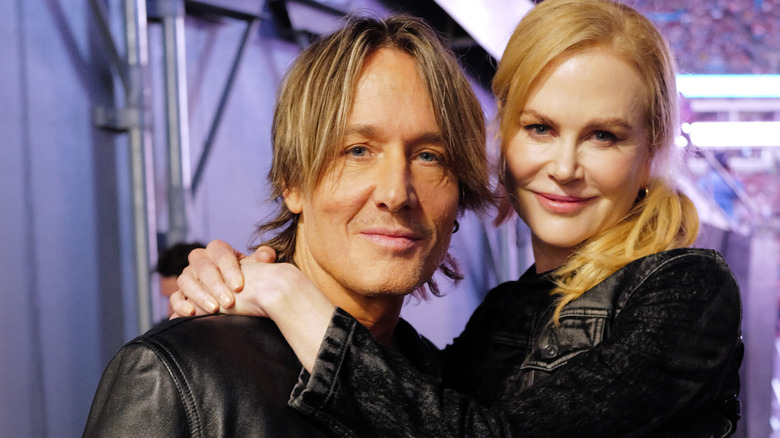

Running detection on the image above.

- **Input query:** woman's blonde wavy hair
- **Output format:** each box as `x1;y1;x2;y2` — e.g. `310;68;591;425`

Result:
492;0;699;323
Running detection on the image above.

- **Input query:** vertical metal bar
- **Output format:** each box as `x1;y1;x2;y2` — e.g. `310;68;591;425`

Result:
124;0;156;333
15;0;48;433
89;0;130;93
161;0;191;246
191;17;257;194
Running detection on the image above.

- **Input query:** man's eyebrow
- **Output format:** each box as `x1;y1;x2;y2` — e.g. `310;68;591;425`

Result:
344;125;379;138
413;131;443;146
344;125;443;145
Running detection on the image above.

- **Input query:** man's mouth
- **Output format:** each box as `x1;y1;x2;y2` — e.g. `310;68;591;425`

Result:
360;227;424;251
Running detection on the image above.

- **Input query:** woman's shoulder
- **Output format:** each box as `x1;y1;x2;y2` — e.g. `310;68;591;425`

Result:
611;247;739;304
628;247;732;278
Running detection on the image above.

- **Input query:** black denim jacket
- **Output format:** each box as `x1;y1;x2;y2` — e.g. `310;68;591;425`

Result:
290;248;743;437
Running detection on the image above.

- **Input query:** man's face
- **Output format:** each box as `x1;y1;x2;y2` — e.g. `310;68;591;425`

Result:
285;48;460;307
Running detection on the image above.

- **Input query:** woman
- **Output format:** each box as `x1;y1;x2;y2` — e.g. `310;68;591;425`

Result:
173;0;742;435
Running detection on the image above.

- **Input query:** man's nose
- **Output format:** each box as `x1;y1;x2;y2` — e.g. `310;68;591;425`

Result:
372;151;418;211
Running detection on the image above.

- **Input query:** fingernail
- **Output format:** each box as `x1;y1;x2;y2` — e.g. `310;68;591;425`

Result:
184;302;195;315
220;293;232;307
229;277;242;291
206;299;219;313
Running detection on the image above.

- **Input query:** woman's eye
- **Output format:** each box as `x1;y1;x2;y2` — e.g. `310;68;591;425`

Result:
527;124;550;135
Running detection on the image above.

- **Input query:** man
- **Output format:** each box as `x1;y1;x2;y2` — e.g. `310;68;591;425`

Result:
83;15;490;437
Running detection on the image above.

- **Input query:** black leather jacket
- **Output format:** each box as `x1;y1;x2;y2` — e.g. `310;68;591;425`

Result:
83;314;440;437
290;248;743;437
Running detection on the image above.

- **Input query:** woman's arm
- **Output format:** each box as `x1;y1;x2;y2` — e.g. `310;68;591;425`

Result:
235;259;335;371
289;250;743;437
171;243;742;436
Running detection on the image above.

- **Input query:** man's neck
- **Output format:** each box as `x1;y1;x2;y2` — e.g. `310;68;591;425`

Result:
319;287;404;347
290;240;406;347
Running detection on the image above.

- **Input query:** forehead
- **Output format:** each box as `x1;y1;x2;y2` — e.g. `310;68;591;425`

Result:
527;48;646;123
345;48;438;137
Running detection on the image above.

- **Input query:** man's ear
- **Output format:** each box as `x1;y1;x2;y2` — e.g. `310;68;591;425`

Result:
283;186;303;214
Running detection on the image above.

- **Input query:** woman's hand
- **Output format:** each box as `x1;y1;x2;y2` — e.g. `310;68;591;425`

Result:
170;239;277;317
174;253;334;371
234;259;314;317
237;259;335;371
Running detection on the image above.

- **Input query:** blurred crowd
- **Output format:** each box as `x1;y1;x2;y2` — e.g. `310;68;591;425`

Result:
631;0;780;74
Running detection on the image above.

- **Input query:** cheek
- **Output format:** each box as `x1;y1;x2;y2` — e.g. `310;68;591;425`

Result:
431;189;459;222
311;177;371;216
590;158;645;204
503;146;537;203
504;135;537;181
417;177;459;227
425;193;459;260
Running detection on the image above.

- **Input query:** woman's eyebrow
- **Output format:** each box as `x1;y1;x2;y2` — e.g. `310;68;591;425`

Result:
519;109;556;128
583;118;635;132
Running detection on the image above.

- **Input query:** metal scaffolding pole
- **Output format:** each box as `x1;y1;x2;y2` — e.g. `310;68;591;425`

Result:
191;12;258;194
124;0;156;333
154;0;192;246
91;0;156;333
92;0;270;333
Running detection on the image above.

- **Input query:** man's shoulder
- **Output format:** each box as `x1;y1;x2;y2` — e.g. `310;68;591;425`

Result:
122;314;303;389
126;315;304;415
137;314;297;364
87;317;328;437
147;314;283;341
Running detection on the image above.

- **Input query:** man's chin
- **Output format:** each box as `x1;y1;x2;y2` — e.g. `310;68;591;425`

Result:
353;273;427;297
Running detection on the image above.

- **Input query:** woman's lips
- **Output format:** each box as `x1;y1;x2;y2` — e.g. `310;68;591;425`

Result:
533;192;594;214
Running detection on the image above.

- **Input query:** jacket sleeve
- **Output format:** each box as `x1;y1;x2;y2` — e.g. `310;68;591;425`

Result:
83;342;192;438
289;251;742;437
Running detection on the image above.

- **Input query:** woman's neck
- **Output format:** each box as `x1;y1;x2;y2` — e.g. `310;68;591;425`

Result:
531;235;575;274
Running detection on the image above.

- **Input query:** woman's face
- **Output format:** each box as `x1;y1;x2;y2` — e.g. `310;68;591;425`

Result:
504;47;652;272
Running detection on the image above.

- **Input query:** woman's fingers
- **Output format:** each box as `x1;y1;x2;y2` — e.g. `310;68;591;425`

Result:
169;290;211;317
207;240;246;293
179;240;246;309
176;264;221;313
251;246;278;263
170;240;279;316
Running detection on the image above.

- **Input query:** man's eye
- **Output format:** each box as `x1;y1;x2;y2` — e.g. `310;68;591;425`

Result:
345;146;368;157
418;151;442;163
